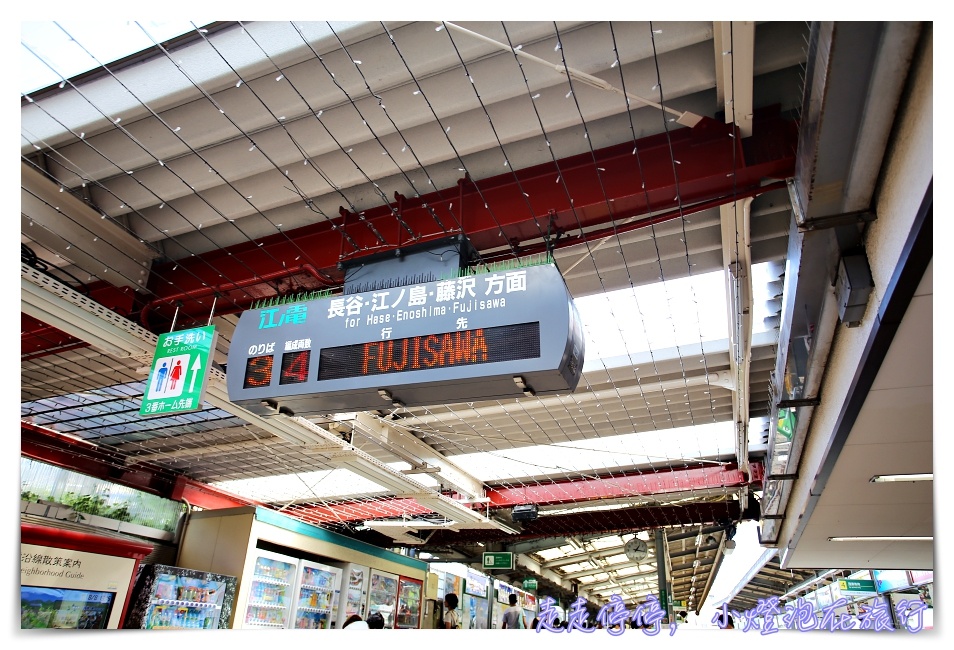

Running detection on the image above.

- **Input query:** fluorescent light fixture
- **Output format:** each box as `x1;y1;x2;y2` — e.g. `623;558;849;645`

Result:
365;519;456;529
416;495;490;525
870;473;933;483
402;465;442;475
781;569;839;599
332;457;432;496
490;518;521;535
329;454;494;526
828;536;933;542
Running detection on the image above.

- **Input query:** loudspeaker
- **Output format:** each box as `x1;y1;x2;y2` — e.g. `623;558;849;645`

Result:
511;504;538;522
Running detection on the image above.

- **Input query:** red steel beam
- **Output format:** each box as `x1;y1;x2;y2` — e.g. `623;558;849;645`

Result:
140;111;796;328
170;476;260;510
22;422;259;510
287;462;763;524
420;501;746;545
484;462;764;507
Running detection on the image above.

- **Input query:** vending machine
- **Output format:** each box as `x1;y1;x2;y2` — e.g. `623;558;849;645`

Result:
333;562;370;629
366;569;399;628
290;560;341;629
123;564;237;630
240;549;297;629
394;575;423;629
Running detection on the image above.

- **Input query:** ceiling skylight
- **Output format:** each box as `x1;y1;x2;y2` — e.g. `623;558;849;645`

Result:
576;262;777;364
21;20;216;94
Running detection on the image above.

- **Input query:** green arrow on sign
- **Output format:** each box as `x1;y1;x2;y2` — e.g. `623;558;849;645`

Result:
188;354;204;393
140;325;217;417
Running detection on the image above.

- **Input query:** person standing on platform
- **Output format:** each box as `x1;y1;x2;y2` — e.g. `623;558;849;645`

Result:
443;593;461;629
501;594;526;629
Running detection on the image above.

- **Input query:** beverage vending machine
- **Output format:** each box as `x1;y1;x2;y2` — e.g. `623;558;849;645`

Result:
240;549;297;629
290;560;341;629
333;562;370;629
123;563;237;629
366;569;399;628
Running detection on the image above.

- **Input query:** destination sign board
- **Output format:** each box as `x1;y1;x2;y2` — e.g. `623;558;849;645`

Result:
225;263;584;414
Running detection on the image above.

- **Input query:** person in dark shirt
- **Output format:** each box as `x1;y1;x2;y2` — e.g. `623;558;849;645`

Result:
367;612;386;629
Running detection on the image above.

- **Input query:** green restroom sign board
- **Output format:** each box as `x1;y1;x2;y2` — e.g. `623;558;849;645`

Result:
140;325;217;417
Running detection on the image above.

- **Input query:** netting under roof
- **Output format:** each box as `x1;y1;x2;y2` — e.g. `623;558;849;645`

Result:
21;19;803;609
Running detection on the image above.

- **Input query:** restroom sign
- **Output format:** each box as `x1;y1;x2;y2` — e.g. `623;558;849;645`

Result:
140;325;217;416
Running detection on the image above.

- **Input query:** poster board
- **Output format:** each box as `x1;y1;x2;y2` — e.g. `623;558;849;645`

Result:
20;522;152;629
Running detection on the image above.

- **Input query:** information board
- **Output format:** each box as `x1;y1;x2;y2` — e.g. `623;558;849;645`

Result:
225;264;584;414
140;325;217;416
483;552;514;570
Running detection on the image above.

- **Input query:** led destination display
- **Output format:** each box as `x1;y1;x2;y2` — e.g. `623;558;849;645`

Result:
225;263;584;413
317;323;540;380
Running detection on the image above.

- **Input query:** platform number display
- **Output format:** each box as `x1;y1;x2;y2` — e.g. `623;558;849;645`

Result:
243;355;274;389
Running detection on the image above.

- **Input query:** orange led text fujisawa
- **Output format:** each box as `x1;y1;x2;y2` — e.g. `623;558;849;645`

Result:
361;329;490;374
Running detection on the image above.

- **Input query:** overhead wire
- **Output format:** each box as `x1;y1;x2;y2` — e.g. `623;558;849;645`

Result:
21;21;760;594
21;31;296;323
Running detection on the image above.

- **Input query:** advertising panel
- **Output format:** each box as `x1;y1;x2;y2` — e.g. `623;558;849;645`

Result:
464;567;488;598
873;569;911;593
